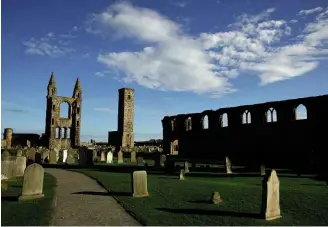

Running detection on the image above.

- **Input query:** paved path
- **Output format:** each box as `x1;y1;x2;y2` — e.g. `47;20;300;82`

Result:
45;168;141;226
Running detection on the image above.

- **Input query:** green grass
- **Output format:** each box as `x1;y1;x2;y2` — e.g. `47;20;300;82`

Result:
71;169;328;226
1;173;57;226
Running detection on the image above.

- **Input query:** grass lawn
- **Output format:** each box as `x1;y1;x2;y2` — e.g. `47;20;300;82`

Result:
1;173;57;226
71;169;328;226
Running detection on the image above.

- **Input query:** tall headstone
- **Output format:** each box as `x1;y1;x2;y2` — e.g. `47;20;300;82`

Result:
130;150;136;163
225;156;232;174
118;151;123;164
35;152;42;163
63;150;68;163
160;154;166;167
106;152;113;164
49;150;57;164
19;163;44;201
261;170;282;221
179;169;185;180
54;148;60;162
184;161;190;173
260;164;266;176
42;150;50;162
132;170;149;197
79;147;93;166
27;148;36;161
101;151;106;161
15;156;27;176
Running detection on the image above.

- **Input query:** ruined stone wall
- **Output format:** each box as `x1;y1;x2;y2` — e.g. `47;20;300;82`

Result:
162;94;328;169
117;88;134;149
4;128;13;148
44;73;82;150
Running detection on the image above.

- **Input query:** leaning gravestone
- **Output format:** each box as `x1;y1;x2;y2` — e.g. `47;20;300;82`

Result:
15;156;27;176
184;161;190;173
131;170;149;197
225;156;232;174
261;169;282;221
106;151;113;164
19;163;44;201
117;151;123;164
130;150;136;163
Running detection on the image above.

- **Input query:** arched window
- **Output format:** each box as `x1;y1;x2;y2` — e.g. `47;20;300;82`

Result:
203;115;209;129
266;107;277;122
60;102;70;118
242;110;251;124
56;128;60;139
221;113;228;127
295;104;307;120
186;117;192;131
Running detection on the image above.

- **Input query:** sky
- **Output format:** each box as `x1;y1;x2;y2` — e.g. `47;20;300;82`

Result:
1;0;328;142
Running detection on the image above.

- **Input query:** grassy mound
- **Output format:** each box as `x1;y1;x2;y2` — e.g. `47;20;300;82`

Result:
72;169;328;226
1;173;57;226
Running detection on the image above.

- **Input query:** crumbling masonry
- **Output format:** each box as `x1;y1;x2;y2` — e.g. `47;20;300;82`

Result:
44;72;82;150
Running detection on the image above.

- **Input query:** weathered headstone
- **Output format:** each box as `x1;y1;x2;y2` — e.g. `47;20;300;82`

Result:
160;154;166;167
19;163;44;201
179;169;185;180
106;152;113;164
130;150;136;163
27;148;36;161
184;161;190;173
35;152;42;163
41;150;50;161
1;159;16;178
16;150;23;157
54;148;60;162
49;150;57;164
26;140;31;148
261;170;282;221
117;151;123;164
101;151;106;161
212;191;223;205
226;156;232;174
1;151;10;161
261;164;266;176
132;170;149;197
79;147;93;166
15;156;27;176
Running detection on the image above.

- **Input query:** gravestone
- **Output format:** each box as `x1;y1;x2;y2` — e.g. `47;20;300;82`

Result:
184;161;190;173
63;150;68;163
49;150;57;164
261;169;282;221
130;150;136;163
225;156;232;174
179;169;185;180
19;163;44;201
212;192;223;205
101;151;106;161
15;156;27;176
1;151;10;161
67;153;76;164
35;152;42;163
79;147;94;166
260;164;266;176
26;140;31;148
1;159;16;178
54;148;60;162
160;154;166;167
27;148;36;161
16;150;23;157
132;170;149;197
41;150;50;162
117;151;123;163
106;152;113;164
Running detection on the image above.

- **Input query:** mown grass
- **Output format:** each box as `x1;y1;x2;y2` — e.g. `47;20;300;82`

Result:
72;169;328;226
1;173;57;226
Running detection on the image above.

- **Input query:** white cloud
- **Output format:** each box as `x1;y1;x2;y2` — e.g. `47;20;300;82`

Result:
94;71;106;77
23;33;75;57
94;107;115;113
171;1;188;8
298;7;323;16
290;19;298;24
88;3;328;96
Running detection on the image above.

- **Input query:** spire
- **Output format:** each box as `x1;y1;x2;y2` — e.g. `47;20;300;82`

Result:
74;77;81;90
48;72;56;86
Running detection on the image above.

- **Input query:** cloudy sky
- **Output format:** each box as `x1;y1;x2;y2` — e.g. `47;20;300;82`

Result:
2;0;328;142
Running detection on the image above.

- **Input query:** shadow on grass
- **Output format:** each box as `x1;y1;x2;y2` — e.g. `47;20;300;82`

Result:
300;183;327;187
188;200;211;204
156;208;261;218
71;191;131;196
1;195;19;202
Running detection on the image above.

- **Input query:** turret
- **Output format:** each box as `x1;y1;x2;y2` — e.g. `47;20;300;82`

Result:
72;77;82;99
47;72;57;97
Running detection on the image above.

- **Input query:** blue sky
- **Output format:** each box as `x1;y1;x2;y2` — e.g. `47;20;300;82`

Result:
2;0;328;142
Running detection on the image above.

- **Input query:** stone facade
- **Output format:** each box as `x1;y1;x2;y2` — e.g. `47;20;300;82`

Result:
118;88;135;149
44;72;82;150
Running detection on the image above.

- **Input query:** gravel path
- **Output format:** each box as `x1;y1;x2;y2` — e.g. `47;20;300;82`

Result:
45;168;141;226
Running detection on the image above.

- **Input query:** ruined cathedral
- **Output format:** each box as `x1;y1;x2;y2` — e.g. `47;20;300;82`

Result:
44;72;82;150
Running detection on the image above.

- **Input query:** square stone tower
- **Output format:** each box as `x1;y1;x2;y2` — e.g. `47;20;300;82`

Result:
117;88;134;149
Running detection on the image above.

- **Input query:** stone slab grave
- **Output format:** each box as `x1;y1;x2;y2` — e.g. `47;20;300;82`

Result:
117;151;123;164
49;150;57;164
130;150;136;163
179;169;185;180
54;148;60;162
160;154;166;167
15;156;27;176
101;151;106;161
106;151;113;164
27;148;36;161
1;151;10;161
2;158;16;179
78;147;94;166
261;169;282;221
225;156;232;174
184;161;190;173
131;170;149;197
19;163;44;201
